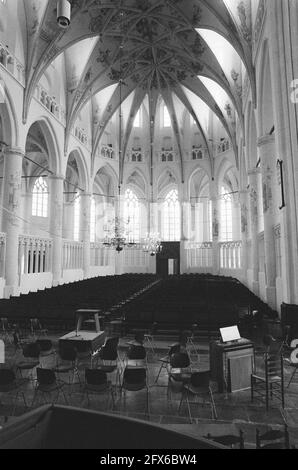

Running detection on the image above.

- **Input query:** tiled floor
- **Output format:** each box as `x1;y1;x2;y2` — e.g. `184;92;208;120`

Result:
1;332;298;448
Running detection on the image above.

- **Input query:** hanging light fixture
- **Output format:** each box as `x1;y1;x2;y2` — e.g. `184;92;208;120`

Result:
102;4;135;253
57;0;71;29
142;181;163;256
143;232;162;257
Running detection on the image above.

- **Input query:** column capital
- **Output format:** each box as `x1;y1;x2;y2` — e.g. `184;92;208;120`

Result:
4;147;25;158
257;134;275;148
80;192;92;198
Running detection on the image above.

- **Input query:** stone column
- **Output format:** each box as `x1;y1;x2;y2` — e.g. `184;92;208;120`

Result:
210;182;220;275
80;192;91;278
248;168;261;296
180;199;190;274
258;135;277;308
21;192;33;234
63;201;75;240
2;147;24;297
49;175;64;286
239;189;249;281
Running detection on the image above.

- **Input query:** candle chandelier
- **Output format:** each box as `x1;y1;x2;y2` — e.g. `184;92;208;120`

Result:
103;215;134;253
101;5;134;253
143;233;162;257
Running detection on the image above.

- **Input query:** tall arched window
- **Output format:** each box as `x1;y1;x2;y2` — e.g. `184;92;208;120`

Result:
32;176;49;217
163;189;180;241
74;194;80;241
124;188;140;242
220;187;233;241
90;196;96;243
163;105;171;127
134;109;141;128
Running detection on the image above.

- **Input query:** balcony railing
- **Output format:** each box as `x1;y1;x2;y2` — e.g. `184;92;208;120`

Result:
35;84;66;126
18;235;52;275
216;139;231;156
186;242;213;269
90;243;114;267
63;240;83;270
0;42;25;86
219;241;242;270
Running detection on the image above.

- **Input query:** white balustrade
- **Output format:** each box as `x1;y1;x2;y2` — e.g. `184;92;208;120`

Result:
35;84;66;126
74;126;90;148
100;145;115;160
186;242;213;269
63;240;83;270
18;235;52;275
90;243;114;267
216;139;231;156
0;233;6;278
0;42;25;86
219;241;242;270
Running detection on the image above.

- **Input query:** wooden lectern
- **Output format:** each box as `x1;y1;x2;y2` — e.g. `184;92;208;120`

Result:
210;339;254;393
75;309;101;333
59;309;106;353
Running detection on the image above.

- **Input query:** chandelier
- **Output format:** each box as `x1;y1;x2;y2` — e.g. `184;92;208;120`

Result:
102;5;134;253
143;233;163;257
103;215;135;253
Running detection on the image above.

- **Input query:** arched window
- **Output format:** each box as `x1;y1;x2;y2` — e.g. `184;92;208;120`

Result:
124;189;140;242
134;109;141;128
32;177;49;218
90;196;96;243
163;189;180;241
208;200;213;241
74;194;80;241
163;105;171;127
220;187;233;241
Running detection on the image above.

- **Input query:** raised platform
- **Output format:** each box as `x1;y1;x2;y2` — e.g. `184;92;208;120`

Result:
59;331;106;353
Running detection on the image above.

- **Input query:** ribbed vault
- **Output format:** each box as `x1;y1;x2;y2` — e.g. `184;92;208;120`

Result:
23;0;255;182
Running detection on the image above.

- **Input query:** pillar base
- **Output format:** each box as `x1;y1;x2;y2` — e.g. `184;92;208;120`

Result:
52;279;62;288
266;286;277;310
4;286;20;299
252;281;259;297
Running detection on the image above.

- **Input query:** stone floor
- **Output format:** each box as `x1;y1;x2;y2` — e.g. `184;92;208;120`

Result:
1;332;298;449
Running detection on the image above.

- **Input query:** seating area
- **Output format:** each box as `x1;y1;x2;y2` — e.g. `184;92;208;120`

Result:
0;329;297;449
0;273;297;449
0;274;158;332
120;275;278;337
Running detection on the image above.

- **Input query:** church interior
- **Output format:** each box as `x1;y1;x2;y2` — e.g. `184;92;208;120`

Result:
0;0;298;450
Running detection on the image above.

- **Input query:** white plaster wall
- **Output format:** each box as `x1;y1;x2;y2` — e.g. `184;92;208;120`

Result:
19;273;53;295
62;269;84;284
0;278;5;298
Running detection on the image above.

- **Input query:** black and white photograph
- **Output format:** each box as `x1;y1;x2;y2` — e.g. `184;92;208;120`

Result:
0;0;297;453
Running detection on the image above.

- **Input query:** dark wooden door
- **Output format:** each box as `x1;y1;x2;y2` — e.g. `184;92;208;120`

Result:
156;242;180;276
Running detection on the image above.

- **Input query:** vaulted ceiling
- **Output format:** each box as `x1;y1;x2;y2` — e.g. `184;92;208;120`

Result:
23;0;255;182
